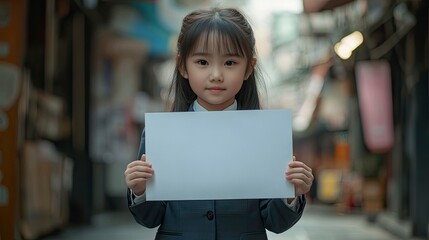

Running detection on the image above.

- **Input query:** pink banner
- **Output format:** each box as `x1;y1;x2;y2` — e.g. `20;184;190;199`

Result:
355;60;394;153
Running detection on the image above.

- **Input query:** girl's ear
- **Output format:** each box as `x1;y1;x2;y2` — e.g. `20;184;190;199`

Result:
176;55;188;79
244;57;257;80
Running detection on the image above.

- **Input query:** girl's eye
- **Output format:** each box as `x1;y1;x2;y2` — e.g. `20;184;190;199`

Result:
225;60;236;66
197;60;208;65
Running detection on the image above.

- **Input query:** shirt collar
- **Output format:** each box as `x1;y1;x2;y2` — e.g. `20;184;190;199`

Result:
193;100;238;111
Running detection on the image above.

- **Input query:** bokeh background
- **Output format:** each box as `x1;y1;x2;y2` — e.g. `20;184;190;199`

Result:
0;0;427;239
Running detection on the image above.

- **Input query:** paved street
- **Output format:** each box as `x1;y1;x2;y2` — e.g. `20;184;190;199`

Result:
42;204;409;240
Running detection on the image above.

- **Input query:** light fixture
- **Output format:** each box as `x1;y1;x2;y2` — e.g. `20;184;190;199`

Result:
334;31;364;60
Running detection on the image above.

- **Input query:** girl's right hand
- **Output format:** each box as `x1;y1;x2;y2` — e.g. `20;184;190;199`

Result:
124;154;154;196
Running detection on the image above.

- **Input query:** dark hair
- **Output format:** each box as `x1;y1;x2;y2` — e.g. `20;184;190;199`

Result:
167;7;263;111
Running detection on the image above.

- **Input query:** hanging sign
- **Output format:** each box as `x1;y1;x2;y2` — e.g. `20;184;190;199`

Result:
355;60;394;153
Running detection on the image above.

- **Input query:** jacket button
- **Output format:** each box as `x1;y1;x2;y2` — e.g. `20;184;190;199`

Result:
206;211;214;220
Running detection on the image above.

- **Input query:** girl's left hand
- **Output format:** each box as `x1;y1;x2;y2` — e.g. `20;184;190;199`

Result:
285;156;314;196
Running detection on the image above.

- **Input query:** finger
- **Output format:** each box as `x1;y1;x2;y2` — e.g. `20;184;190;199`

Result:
140;154;146;161
126;165;154;175
288;161;312;173
124;165;154;179
127;160;152;169
286;172;313;186
136;165;154;173
286;168;313;180
293;172;313;185
126;171;153;182
286;165;312;176
131;171;153;180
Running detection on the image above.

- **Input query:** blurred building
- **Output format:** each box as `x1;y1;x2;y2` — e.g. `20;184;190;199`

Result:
0;0;427;239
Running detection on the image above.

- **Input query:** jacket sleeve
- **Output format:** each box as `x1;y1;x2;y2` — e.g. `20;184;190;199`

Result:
127;129;167;228
259;195;306;233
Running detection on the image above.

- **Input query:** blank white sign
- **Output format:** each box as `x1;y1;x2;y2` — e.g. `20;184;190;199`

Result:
145;109;294;201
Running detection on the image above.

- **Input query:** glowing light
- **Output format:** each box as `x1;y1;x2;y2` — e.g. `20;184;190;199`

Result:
334;31;364;60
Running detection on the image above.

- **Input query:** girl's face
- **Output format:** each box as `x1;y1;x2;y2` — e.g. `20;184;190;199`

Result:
181;36;254;111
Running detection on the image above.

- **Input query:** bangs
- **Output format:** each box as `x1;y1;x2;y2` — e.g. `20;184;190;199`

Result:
193;29;246;57
180;17;251;58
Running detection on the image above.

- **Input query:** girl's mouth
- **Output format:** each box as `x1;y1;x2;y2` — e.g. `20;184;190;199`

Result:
207;87;225;94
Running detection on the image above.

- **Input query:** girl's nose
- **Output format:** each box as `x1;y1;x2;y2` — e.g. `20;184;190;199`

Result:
210;66;223;82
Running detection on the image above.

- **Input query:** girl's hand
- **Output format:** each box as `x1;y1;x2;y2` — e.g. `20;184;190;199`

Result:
285;156;313;196
124;154;154;196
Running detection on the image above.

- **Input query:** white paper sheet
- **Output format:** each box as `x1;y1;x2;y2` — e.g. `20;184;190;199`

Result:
145;109;294;201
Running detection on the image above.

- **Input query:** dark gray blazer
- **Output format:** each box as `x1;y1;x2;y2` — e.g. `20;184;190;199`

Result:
128;114;306;240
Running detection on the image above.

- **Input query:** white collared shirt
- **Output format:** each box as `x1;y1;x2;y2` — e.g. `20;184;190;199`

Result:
193;99;238;111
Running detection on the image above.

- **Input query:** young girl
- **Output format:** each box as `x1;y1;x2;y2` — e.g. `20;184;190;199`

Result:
124;7;314;240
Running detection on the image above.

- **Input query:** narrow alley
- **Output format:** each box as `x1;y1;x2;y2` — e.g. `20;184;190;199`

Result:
44;204;405;240
1;1;427;240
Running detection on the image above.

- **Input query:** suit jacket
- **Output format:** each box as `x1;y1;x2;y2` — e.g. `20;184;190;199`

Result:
128;110;306;240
